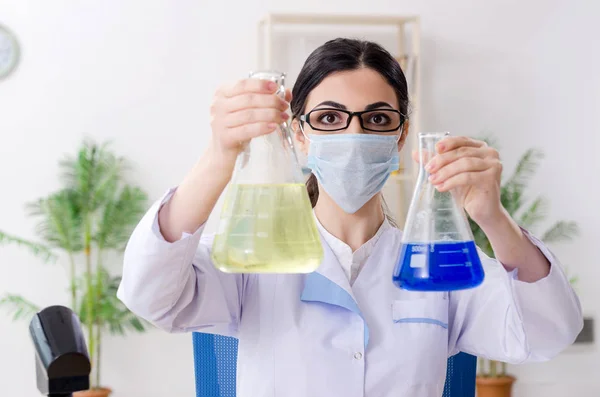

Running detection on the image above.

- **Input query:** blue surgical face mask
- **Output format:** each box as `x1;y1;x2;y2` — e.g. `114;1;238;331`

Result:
306;134;400;214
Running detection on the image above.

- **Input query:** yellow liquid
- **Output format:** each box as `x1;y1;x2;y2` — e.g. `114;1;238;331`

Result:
211;183;324;273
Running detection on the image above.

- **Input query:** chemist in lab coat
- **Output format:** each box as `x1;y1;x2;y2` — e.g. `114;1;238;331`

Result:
117;38;583;397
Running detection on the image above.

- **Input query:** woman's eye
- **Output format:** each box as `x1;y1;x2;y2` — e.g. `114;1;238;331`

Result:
318;112;341;124
369;113;391;125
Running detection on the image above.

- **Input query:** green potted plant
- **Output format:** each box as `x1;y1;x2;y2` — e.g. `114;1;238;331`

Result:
0;139;150;397
471;138;579;397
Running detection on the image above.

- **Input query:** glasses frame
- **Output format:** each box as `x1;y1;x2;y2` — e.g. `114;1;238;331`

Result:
299;107;406;133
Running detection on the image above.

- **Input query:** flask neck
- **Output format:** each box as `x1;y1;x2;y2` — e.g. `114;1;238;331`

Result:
249;71;286;94
417;132;449;172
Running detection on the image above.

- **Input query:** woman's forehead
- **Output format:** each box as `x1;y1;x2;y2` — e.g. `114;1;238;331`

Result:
304;68;398;111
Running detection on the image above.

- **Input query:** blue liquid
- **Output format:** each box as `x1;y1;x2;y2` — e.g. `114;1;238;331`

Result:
392;241;485;291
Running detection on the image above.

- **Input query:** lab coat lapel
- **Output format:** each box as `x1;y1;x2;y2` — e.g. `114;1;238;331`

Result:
301;234;370;348
352;228;401;289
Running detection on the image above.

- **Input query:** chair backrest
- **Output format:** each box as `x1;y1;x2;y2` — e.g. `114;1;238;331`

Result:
192;332;476;397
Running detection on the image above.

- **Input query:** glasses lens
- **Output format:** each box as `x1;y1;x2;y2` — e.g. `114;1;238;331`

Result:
361;110;402;132
308;109;350;131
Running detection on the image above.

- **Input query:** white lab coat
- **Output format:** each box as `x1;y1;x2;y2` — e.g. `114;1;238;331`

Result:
117;188;583;397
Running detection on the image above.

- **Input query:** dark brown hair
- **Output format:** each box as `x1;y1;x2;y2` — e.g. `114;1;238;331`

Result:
291;38;410;224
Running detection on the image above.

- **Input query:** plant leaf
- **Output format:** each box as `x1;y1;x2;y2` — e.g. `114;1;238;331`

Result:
59;139;128;213
500;183;524;217
541;221;579;243
470;217;495;258
504;148;544;191
129;317;145;332
0;230;58;263
76;267;149;336
518;197;548;230
95;186;147;250
0;294;40;322
26;189;84;252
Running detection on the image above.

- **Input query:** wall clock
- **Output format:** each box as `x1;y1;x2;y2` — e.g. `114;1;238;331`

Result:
0;24;20;80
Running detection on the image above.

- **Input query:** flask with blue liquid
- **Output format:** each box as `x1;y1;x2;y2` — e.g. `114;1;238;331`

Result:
392;132;485;291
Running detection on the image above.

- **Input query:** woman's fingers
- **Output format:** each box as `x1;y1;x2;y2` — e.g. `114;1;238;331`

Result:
434;168;497;192
217;78;278;98
224;122;279;145
426;146;493;173
224;108;289;128
429;157;491;185
220;93;288;114
436;136;486;153
211;79;291;155
284;88;293;103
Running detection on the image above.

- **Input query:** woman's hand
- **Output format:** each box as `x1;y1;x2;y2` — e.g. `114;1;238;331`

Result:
209;78;292;170
420;136;503;226
158;79;291;242
417;136;551;281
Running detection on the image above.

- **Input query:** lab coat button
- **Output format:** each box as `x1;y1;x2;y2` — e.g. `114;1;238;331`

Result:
354;352;363;360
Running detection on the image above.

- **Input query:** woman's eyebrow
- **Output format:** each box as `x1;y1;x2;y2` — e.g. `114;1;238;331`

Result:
364;102;394;111
312;101;395;111
314;101;347;110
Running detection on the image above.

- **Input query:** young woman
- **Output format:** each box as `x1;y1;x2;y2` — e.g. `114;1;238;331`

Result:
118;38;583;397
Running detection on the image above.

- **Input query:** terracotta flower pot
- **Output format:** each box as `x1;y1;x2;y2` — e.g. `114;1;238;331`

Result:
73;387;112;397
476;376;516;397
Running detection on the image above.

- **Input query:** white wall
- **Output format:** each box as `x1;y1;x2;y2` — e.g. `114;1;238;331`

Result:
0;0;598;396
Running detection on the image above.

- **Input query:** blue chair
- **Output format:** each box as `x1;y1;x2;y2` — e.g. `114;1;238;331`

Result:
192;332;477;397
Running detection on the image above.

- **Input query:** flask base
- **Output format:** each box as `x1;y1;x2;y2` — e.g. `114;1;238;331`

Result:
210;183;324;274
213;259;321;274
392;241;485;292
393;278;484;292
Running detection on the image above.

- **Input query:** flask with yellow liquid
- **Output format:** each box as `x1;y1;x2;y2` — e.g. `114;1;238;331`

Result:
211;71;323;273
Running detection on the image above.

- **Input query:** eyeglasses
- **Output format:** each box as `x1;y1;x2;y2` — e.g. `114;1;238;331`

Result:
299;108;406;133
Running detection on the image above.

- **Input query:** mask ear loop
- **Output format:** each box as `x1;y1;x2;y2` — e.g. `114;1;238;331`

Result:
386;133;402;156
385;122;406;159
394;120;409;144
298;115;312;142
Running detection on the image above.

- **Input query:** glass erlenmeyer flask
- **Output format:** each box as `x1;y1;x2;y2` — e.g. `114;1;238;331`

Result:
211;71;324;273
392;132;485;291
